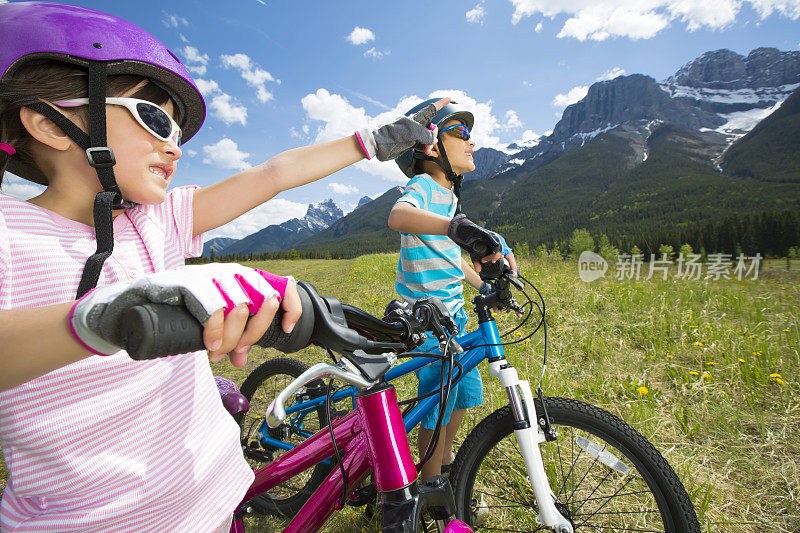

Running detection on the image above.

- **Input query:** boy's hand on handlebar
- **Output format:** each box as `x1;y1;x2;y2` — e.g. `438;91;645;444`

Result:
447;214;502;273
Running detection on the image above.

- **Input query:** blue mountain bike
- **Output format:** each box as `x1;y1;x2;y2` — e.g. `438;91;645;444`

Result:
236;266;699;532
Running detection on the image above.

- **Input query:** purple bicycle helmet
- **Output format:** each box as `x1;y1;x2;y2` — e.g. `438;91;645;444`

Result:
0;2;206;298
0;1;205;184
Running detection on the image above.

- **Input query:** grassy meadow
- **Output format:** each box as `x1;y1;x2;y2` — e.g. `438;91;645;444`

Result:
1;253;797;532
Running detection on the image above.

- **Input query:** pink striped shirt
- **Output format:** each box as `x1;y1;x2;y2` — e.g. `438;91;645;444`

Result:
0;187;253;532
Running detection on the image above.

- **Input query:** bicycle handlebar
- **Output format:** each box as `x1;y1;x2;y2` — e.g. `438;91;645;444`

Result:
120;281;443;361
119;266;522;361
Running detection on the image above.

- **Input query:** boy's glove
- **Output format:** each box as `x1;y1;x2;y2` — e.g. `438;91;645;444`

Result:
447;214;501;264
69;264;284;356
355;103;438;161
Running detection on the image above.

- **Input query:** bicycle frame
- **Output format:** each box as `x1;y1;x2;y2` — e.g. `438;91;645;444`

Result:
250;316;574;532
232;380;471;532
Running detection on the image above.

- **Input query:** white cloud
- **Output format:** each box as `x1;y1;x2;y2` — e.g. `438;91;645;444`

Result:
328;182;359;195
196;78;248;125
205;198;308;240
466;4;486;24
180;46;209;76
520;130;541;143
221;53;278;103
507;0;800;41
558;5;669;41
535;21;543;32
346;26;375;45
209;94;248;126
162;12;188;28
364;47;389;59
749;0;800;19
1;173;44;200
202;138;251;170
553;85;589;107
186;149;198;157
503;110;523;129
596;66;626;81
300;88;520;181
195;78;219;96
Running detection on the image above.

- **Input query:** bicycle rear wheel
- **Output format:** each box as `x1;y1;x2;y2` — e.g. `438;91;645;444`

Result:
450;397;699;532
236;357;332;516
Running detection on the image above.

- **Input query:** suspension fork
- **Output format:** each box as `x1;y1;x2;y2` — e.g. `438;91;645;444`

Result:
488;358;574;533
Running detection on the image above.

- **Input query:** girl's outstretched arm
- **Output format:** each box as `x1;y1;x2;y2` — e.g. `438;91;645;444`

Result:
191;97;451;237
192;136;363;237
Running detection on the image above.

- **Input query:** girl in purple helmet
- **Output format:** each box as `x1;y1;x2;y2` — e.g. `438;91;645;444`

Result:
0;2;444;531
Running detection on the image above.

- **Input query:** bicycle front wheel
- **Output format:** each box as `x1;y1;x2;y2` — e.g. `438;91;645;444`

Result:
451;397;699;532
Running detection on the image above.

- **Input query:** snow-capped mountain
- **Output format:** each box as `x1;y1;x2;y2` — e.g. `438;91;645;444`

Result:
465;47;800;178
202;199;343;257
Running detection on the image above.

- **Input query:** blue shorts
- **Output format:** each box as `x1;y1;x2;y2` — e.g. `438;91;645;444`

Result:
414;307;484;429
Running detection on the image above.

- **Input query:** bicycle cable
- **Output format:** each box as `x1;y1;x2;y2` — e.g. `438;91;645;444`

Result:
322;347;350;509
416;333;456;472
394;352;465;408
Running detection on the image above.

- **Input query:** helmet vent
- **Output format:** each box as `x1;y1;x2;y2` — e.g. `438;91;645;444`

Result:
93;42;103;49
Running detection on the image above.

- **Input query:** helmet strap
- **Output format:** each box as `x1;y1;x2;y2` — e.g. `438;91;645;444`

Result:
413;138;464;214
75;62;131;298
11;63;129;298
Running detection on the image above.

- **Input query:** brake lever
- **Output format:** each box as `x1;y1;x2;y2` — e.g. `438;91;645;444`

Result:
412;298;463;354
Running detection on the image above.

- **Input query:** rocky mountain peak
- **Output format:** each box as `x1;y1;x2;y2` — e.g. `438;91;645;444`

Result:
357;195;372;208
666;47;800;90
552;74;721;139
304;198;343;231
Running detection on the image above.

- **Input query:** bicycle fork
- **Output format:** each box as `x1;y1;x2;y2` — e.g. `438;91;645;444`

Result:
489;360;574;533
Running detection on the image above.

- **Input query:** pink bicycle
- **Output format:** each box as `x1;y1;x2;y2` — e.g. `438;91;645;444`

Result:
121;281;473;532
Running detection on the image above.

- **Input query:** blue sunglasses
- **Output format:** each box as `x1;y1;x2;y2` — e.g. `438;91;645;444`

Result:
439;124;471;141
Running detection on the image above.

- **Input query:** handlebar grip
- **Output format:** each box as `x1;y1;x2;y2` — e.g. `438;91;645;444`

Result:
479;259;504;280
120;285;315;360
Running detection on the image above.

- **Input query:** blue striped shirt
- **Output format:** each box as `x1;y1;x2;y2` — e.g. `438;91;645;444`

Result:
394;176;464;315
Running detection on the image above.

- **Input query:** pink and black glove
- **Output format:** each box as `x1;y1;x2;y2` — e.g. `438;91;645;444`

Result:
69;263;290;356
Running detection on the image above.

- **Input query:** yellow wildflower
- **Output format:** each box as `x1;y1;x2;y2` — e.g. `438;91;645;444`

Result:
775;378;786;385
738;358;746;363
770;373;782;379
693;341;703;346
702;372;711;378
637;386;649;396
689;371;700;376
667;355;674;359
706;362;716;366
783;329;791;332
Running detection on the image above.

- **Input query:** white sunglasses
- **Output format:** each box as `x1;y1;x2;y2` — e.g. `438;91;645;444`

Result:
55;97;182;146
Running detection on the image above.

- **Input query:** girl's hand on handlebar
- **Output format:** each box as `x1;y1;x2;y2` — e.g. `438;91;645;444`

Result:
69;264;286;360
206;277;303;367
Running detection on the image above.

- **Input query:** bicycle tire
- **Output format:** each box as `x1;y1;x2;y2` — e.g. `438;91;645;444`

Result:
450;398;700;532
236;357;333;517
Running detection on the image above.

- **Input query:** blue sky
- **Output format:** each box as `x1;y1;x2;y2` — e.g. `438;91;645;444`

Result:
3;0;800;240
